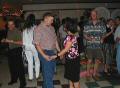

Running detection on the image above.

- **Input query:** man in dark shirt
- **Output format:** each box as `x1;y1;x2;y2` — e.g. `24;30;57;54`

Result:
1;19;26;88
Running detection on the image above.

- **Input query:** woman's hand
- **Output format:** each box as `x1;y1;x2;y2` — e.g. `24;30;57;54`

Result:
60;55;64;60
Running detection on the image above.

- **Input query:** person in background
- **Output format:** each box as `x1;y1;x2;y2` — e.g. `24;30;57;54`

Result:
58;17;71;50
53;15;61;34
1;19;26;88
114;16;120;75
0;17;8;52
103;18;115;75
33;12;60;88
78;16;86;58
83;10;106;80
22;14;40;81
51;19;80;88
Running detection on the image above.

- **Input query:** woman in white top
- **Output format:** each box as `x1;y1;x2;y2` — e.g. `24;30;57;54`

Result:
22;14;40;80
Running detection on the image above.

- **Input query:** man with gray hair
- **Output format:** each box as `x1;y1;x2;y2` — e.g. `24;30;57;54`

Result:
83;10;106;80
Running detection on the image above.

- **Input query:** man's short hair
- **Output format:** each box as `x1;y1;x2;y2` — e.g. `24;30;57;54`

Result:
43;12;54;19
7;19;15;23
7;19;15;27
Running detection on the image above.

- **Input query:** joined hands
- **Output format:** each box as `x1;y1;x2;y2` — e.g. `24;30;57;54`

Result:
44;55;63;61
44;55;57;61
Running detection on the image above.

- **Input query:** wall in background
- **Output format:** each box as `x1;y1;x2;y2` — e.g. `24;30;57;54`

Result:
22;3;120;20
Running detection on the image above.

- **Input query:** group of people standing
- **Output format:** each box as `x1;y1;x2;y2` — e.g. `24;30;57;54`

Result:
1;12;80;88
0;8;120;88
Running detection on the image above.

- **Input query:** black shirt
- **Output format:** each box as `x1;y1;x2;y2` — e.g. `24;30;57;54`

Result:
104;27;115;44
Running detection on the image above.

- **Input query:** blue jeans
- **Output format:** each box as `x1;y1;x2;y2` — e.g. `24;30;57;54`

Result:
38;50;56;88
116;44;120;74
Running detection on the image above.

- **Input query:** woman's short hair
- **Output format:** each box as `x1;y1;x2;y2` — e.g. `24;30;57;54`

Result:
64;19;78;34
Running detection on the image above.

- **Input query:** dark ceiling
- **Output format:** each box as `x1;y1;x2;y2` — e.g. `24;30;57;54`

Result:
0;0;120;4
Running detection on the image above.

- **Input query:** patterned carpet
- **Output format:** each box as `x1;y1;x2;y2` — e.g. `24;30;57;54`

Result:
0;57;120;88
25;72;120;88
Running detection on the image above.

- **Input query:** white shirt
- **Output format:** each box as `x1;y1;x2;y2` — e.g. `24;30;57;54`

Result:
23;25;36;50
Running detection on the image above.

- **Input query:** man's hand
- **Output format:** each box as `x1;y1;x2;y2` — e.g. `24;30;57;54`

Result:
1;39;13;43
43;55;51;61
7;40;14;43
50;55;57;60
91;37;96;42
100;38;104;43
88;36;96;42
1;39;6;43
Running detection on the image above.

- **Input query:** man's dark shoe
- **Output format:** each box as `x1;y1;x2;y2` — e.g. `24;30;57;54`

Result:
0;83;2;87
8;81;17;85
